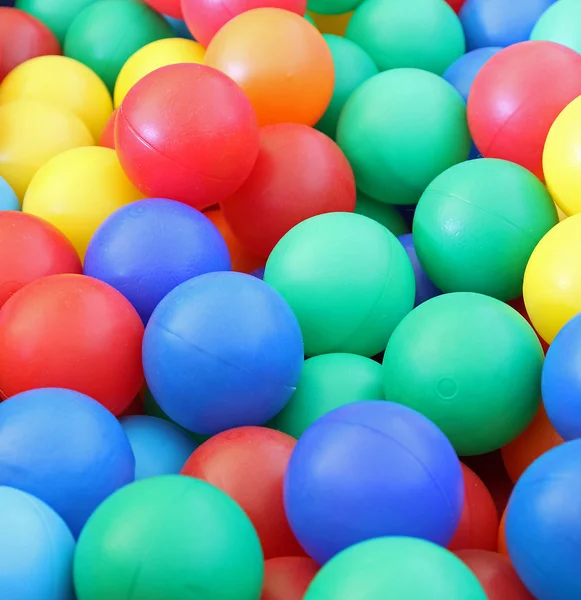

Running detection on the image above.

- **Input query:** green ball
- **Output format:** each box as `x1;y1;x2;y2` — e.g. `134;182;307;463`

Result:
264;212;415;357
413;159;558;301
307;0;363;17
337;68;470;205
382;293;544;456
346;0;465;74
304;537;487;600
315;35;378;139
64;0;174;92
269;353;384;438
74;475;264;600
355;192;409;237
531;0;581;55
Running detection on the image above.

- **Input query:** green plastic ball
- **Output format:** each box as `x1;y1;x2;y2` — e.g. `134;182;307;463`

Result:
346;0;465;74
355;192;409;236
307;0;363;17
74;475;264;600
531;0;581;55
264;212;415;357
337;68;470;205
382;293;544;456
64;0;173;92
304;537;487;600
269;353;384;438
413;159;558;301
315;35;378;139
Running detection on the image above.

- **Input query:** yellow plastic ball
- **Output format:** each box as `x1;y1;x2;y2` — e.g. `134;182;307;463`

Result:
524;214;581;344
0;56;113;140
114;38;205;108
0;100;94;201
23;146;143;259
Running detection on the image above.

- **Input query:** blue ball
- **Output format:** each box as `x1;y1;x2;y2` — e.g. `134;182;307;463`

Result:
163;14;194;39
443;47;503;102
398;233;441;307
284;400;463;564
506;440;581;600
0;388;135;537
0;176;20;211
251;266;265;280
143;271;304;435
120;415;198;480
84;199;231;323
459;0;557;50
0;486;75;600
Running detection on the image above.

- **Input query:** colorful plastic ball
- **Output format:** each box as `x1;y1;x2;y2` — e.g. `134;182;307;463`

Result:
163;15;194;38
355;192;409;236
64;0;173;92
0;8;60;80
315;34;378;139
498;510;508;555
116;63;259;210
337;68;470;205
284;401;463;563
144;0;181;19
509;296;549;353
307;0;359;16
269;353;384;439
443;47;502;102
98;107;117;149
205;8;334;127
114;38;205;108
0;176;20;211
383;293;544;455
532;0;581;56
0;274;144;414
221;123;356;259
23;146;143;259
0;388;135;536
262;557;319;600
304;537;487;599
265;212;415;357
467;41;581;180
346;0;465;75
0;486;75;600
446;0;465;12
398;233;441;307
74;475;264;600
413;159;558;301
143;272;303;435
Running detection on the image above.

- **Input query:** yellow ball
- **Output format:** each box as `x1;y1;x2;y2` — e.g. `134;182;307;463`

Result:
114;38;205;107
0;100;93;201
524;214;581;343
23;146;143;259
0;56;113;140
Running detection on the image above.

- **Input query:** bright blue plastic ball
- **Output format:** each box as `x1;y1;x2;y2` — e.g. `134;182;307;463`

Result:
0;486;75;600
398;234;441;307
284;400;463;564
84;199;230;323
0;388;135;537
0;176;20;211
506;440;581;600
443;47;502;102
143;271;304;435
120;415;197;480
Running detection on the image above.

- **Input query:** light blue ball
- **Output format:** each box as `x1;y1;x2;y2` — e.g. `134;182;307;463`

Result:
0;177;20;211
163;14;194;39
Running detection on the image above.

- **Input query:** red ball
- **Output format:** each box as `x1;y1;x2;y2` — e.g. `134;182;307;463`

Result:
221;123;356;258
468;41;581;180
116;63;259;210
448;463;499;552
0;274;144;415
99;108;118;150
445;0;465;13
456;550;534;600
181;426;305;559
143;0;182;18
261;557;319;600
0;8;61;81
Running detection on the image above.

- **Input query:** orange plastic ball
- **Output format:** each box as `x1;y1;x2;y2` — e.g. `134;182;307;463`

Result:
205;8;334;126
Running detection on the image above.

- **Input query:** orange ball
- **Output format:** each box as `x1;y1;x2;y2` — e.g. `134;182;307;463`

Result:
498;509;508;556
205;8;334;126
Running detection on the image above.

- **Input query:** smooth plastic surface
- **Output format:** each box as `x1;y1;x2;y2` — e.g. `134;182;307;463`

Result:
262;557;319;600
144;0;181;18
0;176;20;210
398;233;441;307
532;0;581;54
443;47;502;102
355;193;409;237
307;0;360;16
99;107;117;149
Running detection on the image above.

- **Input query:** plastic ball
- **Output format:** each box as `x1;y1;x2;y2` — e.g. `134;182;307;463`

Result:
284;401;463;563
269;353;384;439
23;146;143;259
205;8;334;127
144;0;181;19
182;426;303;559
64;0;173;92
163;14;194;38
74;476;264;600
308;10;352;35
99;107;117;149
0;176;20;211
307;0;360;16
315;34;378;139
114;38;205;107
413;159;558;301
265;212;415;357
0;486;75;600
446;0;465;12
398;233;441;307
221;123;356;259
532;0;581;54
337;68;470;205
382;293;544;455
262;557;319;600
0;274;144;414
116;63;259;210
304;537;487;599
498;510;508;555
443;47;502;103
467;41;581;180
0;388;135;536
355;193;409;236
346;0;465;75
143;272;303;435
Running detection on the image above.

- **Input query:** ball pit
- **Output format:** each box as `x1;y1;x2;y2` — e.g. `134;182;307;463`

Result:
443;47;502;103
262;557;319;600
0;176;19;211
